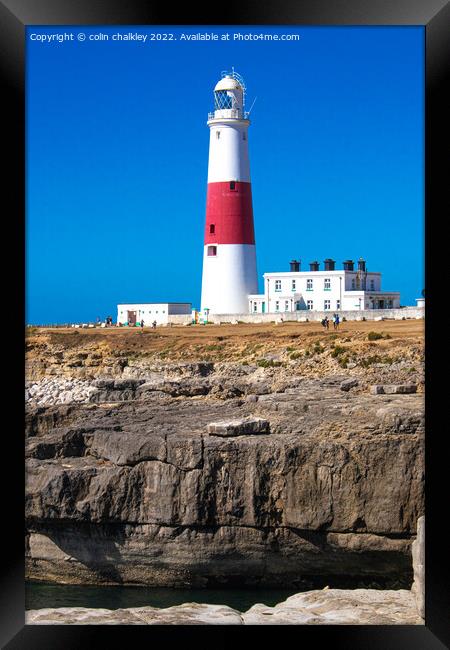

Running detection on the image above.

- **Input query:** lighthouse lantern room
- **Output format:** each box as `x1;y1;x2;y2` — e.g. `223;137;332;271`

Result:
200;70;258;315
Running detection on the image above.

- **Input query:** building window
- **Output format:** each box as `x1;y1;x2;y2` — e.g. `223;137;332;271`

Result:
207;245;217;256
324;300;331;310
336;300;341;310
243;132;246;140
292;279;296;291
351;279;356;290
275;301;280;312
230;181;236;190
324;278;331;290
209;224;215;234
307;300;313;310
253;302;258;312
306;279;313;290
275;280;281;292
216;131;220;139
370;279;375;291
295;301;301;311
285;301;289;311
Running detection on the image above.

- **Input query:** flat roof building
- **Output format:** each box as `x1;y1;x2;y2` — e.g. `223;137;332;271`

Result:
117;302;191;326
247;258;400;314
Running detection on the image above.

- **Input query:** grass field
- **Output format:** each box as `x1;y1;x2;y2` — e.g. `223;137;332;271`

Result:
26;320;424;365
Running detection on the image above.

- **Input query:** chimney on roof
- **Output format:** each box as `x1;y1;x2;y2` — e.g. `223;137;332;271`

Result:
309;261;319;272
343;260;354;271
290;259;300;272
324;258;335;271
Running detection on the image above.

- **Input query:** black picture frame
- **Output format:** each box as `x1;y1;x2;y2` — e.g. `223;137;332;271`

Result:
2;0;449;647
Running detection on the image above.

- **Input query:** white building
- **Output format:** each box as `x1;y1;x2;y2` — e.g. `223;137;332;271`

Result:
117;303;191;326
248;258;400;314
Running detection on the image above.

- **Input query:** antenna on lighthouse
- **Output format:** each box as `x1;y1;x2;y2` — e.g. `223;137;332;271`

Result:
247;96;258;116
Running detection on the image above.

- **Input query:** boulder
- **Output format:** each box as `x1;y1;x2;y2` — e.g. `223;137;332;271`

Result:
384;384;417;395
340;379;358;392
207;417;270;437
370;384;417;395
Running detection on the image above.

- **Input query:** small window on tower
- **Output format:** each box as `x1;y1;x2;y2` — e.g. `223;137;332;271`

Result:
207;246;217;257
209;224;215;234
230;181;236;190
216;131;221;139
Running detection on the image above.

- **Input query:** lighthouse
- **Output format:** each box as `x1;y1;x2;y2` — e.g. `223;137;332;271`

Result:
200;70;258;315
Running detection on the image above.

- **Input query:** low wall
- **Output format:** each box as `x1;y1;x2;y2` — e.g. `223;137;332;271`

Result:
199;307;424;325
166;314;192;325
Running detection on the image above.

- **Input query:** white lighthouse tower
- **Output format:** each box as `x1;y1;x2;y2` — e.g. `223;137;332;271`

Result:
200;70;258;315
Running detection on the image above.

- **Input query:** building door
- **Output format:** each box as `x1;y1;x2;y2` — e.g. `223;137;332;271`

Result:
262;302;265;313
379;300;384;309
127;310;137;326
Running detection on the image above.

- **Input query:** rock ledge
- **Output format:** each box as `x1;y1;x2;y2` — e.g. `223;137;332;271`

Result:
26;588;423;625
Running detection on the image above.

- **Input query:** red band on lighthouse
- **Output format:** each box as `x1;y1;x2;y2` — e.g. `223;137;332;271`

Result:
204;181;255;245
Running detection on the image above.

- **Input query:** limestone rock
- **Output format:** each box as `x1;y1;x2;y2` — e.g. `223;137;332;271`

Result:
384;384;417;394
25;524;413;587
207;417;270;437
242;589;423;625
26;603;243;625
25;590;422;625
90;430;166;466
25;375;424;587
26;607;145;625
411;515;425;619
370;384;417;395
340;379;358;392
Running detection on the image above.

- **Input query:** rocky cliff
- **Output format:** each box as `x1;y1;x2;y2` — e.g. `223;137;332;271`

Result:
25;323;424;587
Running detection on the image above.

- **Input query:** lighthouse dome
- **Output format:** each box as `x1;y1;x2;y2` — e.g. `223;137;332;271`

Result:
214;76;243;92
212;72;246;115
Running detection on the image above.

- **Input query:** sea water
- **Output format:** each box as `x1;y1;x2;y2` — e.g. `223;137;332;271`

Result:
26;573;411;612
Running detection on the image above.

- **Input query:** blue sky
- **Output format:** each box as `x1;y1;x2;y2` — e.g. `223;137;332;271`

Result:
26;26;424;323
